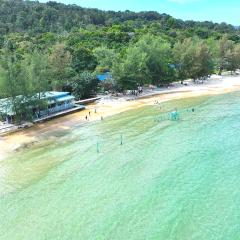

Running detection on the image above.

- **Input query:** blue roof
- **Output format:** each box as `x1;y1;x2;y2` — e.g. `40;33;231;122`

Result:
97;72;112;81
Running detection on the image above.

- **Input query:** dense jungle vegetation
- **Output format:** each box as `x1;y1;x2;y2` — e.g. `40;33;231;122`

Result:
0;0;240;121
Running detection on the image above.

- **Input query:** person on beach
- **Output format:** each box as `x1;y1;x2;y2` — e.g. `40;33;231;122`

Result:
89;111;91;116
101;116;103;121
95;109;97;113
85;115;88;120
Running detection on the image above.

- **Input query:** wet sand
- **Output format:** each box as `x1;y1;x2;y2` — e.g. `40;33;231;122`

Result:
1;74;240;160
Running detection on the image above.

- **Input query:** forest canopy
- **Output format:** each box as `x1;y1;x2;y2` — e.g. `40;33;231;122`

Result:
0;0;240;122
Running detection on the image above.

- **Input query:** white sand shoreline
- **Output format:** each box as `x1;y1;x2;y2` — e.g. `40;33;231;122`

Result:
1;74;240;160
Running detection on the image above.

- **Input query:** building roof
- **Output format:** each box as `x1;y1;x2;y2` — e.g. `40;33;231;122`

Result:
97;72;112;81
42;92;71;99
56;95;75;102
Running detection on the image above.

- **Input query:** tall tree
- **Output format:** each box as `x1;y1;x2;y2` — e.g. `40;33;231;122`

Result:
193;41;214;79
173;38;214;81
0;51;33;123
112;46;148;90
135;35;175;86
70;71;99;100
49;43;72;90
224;44;240;73
93;46;117;72
24;51;50;95
71;46;97;73
217;35;235;75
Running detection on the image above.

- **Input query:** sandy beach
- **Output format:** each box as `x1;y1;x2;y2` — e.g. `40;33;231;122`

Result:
1;74;240;160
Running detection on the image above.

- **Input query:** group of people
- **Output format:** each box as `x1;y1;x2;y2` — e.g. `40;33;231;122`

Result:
85;109;103;121
131;86;144;97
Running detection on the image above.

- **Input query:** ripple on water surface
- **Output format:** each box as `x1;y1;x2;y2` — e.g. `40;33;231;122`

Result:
0;92;240;240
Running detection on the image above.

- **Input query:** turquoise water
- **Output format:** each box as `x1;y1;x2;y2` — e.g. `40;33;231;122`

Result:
1;92;240;240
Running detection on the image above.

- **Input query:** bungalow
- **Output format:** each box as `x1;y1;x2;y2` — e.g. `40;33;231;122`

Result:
0;91;79;123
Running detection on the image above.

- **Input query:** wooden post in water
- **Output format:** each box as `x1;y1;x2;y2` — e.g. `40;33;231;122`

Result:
97;142;100;153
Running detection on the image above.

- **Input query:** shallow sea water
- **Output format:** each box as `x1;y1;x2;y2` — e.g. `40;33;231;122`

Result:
0;92;240;240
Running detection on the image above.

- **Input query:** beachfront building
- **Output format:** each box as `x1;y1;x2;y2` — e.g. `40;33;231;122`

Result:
37;92;75;117
0;91;77;123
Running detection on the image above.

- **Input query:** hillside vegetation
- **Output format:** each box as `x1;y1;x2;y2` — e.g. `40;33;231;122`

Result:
0;0;240;122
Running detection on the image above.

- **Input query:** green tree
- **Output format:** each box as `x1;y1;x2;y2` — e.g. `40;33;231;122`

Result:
173;38;194;82
93;46;117;72
0;49;53;123
193;41;214;80
173;38;214;81
0;51;33;123
112;46;148;90
71;46;97;73
217;35;235;75
224;44;240;73
135;35;175;86
70;71;99;100
23;52;50;117
49;43;72;90
24;51;50;95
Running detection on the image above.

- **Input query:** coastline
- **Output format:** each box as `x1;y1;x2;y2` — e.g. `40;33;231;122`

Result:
1;74;240;160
